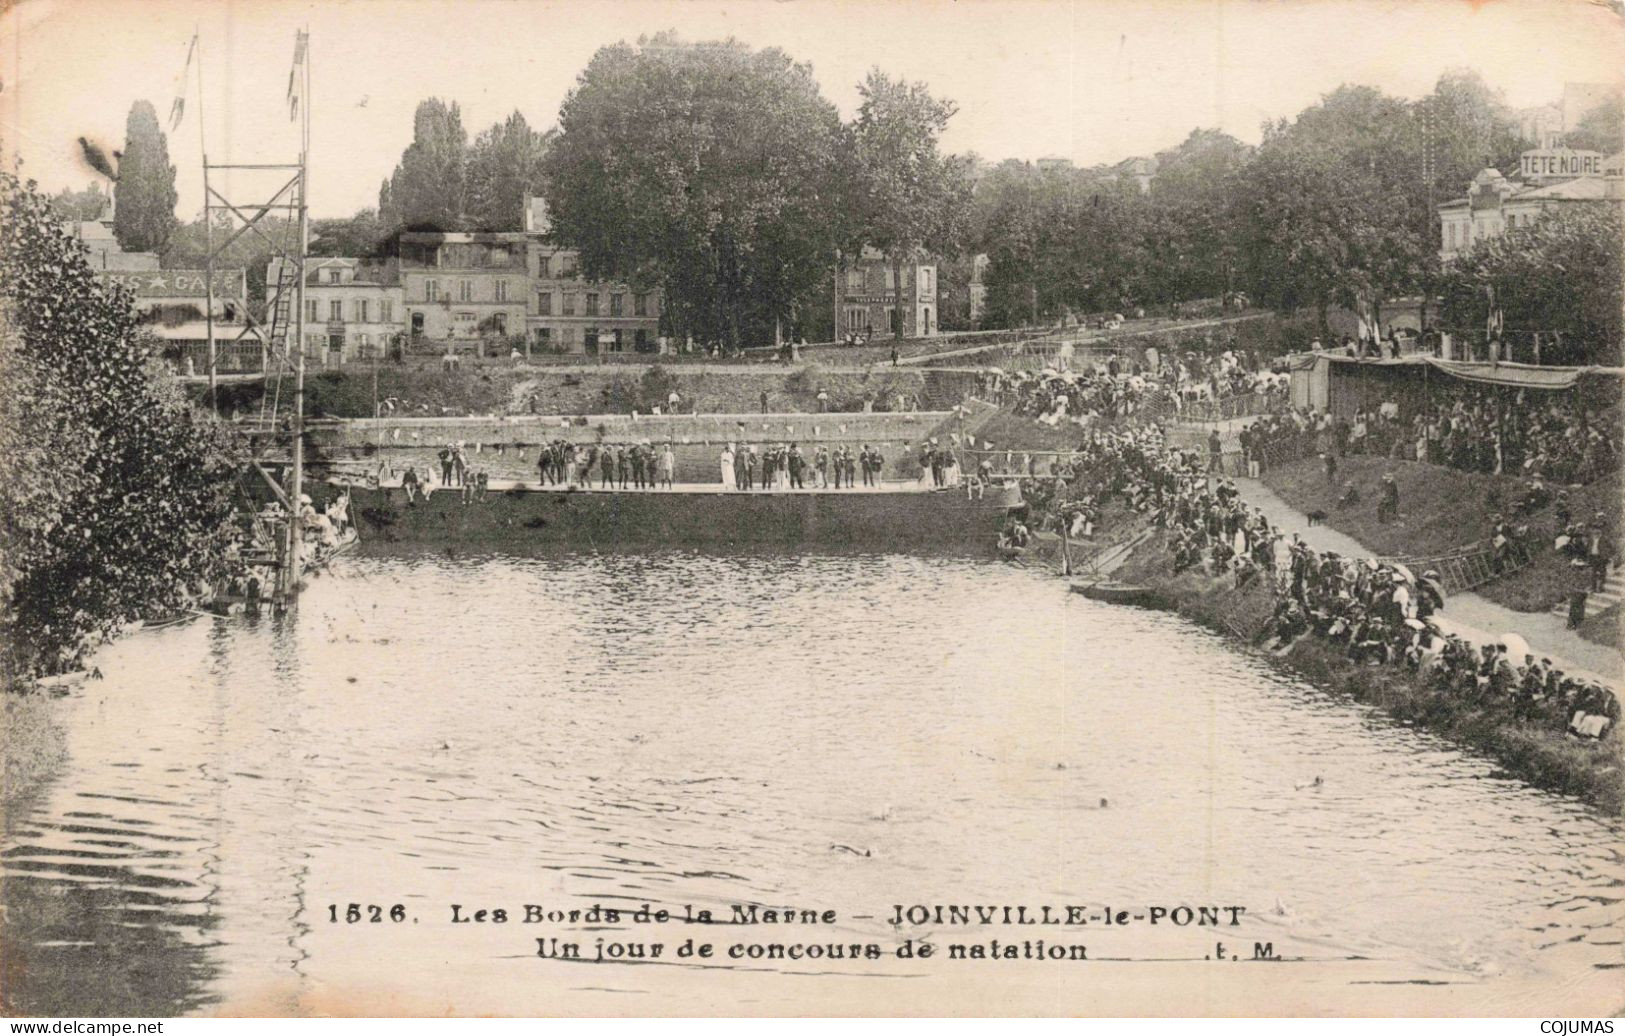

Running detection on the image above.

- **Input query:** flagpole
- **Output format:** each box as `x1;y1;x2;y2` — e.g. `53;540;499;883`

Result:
194;29;217;409
287;27;310;609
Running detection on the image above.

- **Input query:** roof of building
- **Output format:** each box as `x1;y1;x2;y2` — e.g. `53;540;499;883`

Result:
1515;175;1625;201
1438;169;1625;209
398;230;527;244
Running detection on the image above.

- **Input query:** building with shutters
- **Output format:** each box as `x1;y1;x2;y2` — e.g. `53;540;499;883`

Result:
834;247;939;341
521;196;661;354
398;231;531;350
267;257;405;365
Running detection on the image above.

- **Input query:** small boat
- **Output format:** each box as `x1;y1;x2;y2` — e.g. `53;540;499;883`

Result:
1070;580;1160;608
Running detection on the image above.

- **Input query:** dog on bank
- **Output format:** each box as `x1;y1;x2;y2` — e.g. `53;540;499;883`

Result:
1306;508;1328;527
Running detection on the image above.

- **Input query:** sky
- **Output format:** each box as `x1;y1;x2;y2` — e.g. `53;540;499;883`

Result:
2;0;1623;218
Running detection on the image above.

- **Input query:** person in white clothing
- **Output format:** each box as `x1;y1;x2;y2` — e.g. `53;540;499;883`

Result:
720;446;736;490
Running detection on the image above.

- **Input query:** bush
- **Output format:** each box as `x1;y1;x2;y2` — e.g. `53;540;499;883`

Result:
0;171;238;683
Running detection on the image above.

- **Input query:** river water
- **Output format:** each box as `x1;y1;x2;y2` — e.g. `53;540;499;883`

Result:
2;550;1620;1016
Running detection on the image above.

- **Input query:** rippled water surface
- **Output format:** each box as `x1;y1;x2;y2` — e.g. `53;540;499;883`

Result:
3;550;1620;1016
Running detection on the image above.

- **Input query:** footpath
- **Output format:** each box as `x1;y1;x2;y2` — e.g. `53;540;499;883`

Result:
1229;476;1623;687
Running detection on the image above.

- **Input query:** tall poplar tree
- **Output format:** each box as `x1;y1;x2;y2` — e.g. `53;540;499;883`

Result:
112;100;178;254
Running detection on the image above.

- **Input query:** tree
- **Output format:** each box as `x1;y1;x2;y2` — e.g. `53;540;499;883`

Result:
541;33;847;350
50;182;110;222
465;111;552;232
311;208;388;258
1566;94;1624;155
1438;205;1622;366
1142;129;1253;307
1233;86;1431;335
847;71;971;339
112;100;179;254
0;171;237;682
380;99;469;232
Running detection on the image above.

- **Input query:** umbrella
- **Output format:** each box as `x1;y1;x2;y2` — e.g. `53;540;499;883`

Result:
1404;618;1426;630
1389;562;1414;583
1500;633;1530;659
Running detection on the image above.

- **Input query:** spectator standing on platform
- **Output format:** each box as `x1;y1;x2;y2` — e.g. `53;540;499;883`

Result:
659;443;676;489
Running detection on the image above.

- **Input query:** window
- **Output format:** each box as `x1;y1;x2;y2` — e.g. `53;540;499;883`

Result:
495;280;508;302
458;280;472;302
562;292;576;316
610;293;624;317
305;299;318;323
324;268;340;284
922;268;933;293
455;311;476;324
845;268;864;292
357;333;370;350
532;328;552;348
355;299;369;323
845;307;868;331
329;299;343;322
586;292;600;317
425;279;440;302
380;300;394;323
561;255;579;277
884;267;897;290
536;255;550;278
634;293;648;317
536;291;552;316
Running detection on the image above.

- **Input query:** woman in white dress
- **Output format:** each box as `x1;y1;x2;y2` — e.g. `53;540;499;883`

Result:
720;445;736;490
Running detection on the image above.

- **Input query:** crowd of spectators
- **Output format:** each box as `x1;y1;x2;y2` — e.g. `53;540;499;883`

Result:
977;348;1288;430
1239;388;1618;486
1013;424;1620;741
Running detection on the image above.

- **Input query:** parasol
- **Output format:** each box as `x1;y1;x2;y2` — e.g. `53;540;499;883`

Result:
1500;632;1530;659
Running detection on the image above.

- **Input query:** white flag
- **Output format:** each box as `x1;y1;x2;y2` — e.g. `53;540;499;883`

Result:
169;33;197;131
287;31;308;122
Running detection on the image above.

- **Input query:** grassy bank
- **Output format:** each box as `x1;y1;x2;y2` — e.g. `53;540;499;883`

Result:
274;363;932;420
1262;456;1621;612
1110;531;1623;814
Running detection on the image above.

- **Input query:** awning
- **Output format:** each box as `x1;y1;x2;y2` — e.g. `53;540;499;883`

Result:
1324;353;1625;390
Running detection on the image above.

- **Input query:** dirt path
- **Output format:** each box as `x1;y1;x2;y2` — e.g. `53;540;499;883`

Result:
1229;476;1623;686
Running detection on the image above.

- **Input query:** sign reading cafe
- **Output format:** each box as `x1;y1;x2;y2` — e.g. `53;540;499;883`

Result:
97;269;247;299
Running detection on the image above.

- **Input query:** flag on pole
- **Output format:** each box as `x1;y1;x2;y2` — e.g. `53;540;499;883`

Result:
169;33;197;130
287;31;308;122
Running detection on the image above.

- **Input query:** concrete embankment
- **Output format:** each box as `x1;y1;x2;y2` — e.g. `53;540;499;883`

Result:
307;411;960;485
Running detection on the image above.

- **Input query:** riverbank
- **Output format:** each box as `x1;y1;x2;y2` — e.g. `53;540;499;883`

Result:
227;363;936;420
973;405;1622;813
1261;455;1622;616
1101;529;1623;814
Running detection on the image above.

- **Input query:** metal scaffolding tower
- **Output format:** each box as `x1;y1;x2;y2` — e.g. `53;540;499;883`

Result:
198;28;311;608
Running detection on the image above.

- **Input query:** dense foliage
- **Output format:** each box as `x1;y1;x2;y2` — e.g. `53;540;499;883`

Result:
540;33;851;349
112;101;179;255
846;71;972;338
1439;205;1623;366
0;172;238;683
